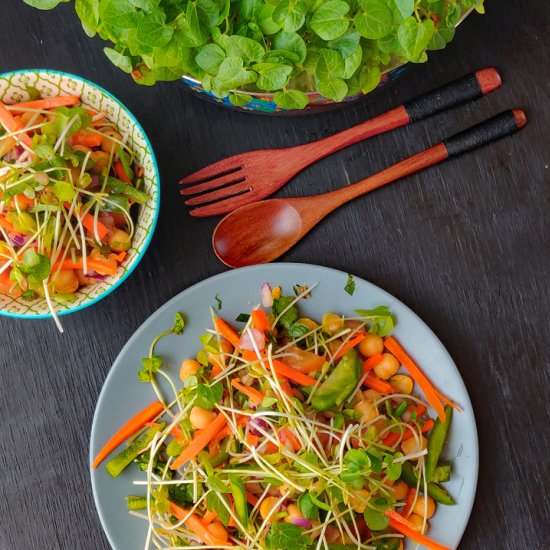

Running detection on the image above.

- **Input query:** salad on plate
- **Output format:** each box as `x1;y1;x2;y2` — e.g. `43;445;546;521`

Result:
92;283;460;550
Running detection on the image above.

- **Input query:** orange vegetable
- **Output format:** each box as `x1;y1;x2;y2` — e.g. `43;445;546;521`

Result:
402;487;416;518
13;194;35;207
246;432;259;447
0;102;32;148
279;426;301;452
214;317;241;350
251;308;270;332
385;417;435;447
91;401;164;469
114;159;132;184
245;491;259;506
0;215;15;232
362;353;384;377
231;378;264;406
0;269;21;297
202;510;219;525
68;205;110;241
62;257;117;276
169;502;232;546
70;130;103;148
388;517;451;550
333;332;366;361
108;251;127;264
279;377;293;396
382;431;401;447
384;508;415;529
9;95;79;113
364;372;395;394
282;346;325;373
272;359;316;386
384;337;447;423
209;416;247;449
171;413;228;470
241;349;260;363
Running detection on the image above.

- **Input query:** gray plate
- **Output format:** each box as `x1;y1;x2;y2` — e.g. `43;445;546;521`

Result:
90;263;478;550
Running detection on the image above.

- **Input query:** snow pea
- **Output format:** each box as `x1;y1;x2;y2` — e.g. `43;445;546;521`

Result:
311;349;361;411
425;404;453;482
229;475;248;529
400;461;455;505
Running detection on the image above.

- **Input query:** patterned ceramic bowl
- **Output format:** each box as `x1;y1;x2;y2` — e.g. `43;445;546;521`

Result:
0;70;160;320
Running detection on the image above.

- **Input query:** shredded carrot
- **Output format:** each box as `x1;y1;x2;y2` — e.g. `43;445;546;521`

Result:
246;432;259;447
415;404;427;417
169;502;232;546
9;96;80;113
364;372;394;394
14;194;35;207
334;332;366;361
210;416;247;449
62;257;117;276
388;517;451;550
384;336;447;423
279;426;301;452
402;487;417;518
0;215;14;232
251;308;270;332
231;378;264;406
114;159;132;184
241;349;260;363
214;317;241;350
75;208;109;240
0;102;32;148
245;491;259;506
385;508;415;529
421;418;435;433
279;377;293;396
91;401;164;469
209;362;223;380
382;431;401;447
171;413;228;470
362;353;384;376
70;130;103;148
265;441;279;454
145;422;185;442
202;510;219;525
108;251;126;264
272;359;317;386
0;269;17;296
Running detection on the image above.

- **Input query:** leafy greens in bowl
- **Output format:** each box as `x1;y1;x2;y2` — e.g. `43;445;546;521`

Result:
25;0;484;111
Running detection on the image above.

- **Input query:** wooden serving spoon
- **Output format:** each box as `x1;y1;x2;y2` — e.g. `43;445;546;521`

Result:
213;110;526;268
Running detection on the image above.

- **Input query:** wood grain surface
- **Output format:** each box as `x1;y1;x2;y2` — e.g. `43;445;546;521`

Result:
1;1;549;549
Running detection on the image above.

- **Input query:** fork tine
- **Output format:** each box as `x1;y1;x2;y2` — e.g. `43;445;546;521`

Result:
180;172;247;196
184;181;251;206
189;192;254;217
179;160;242;185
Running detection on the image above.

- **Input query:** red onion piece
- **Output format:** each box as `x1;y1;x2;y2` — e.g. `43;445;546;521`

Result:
248;418;268;436
239;328;265;352
261;282;273;307
10;233;29;247
292;518;312;529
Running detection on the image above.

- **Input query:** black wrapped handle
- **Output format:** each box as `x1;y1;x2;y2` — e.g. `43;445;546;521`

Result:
443;109;526;158
404;68;502;122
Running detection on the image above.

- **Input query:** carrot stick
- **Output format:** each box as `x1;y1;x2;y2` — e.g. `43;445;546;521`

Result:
231;378;264;405
9;95;80;113
364;372;394;394
114;159;132;184
62;257;117;276
108;251;126;264
245;491;259;506
279;426;301;451
384;336;447;423
0;215;14;232
334;332;366;361
402;487;417;518
246;432;259;447
68;205;110;240
214;317;241;349
279;377;293;396
171;413;228;470
14;194;35;207
251;308;270;332
169;502;232;546
385;508;415;529
202;509;219;524
362;353;384;376
241;349;260;363
70;130;103;148
209;416;247;448
382;431;400;447
388;517;451;550
91;401;164;468
0;103;32;148
272;359;317;386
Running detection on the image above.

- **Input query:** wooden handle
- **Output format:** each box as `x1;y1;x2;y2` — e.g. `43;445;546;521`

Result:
321;109;526;210
298;68;502;164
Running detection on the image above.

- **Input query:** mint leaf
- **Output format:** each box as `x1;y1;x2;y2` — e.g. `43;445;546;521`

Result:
18;250;51;282
355;306;394;337
344;273;356;296
310;1;350;41
195;382;223;410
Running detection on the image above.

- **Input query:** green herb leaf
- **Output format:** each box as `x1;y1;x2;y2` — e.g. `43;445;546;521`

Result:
355;306;395;337
344;273;356;295
172;312;185;334
273;89;309;110
18;249;51;282
235;313;251;323
266;522;312;550
297;492;319;520
364;497;390;531
205;491;231;525
195;381;223;410
355;0;394;39
141;355;163;373
23;0;66;9
253;63;293;91
104;47;133;73
272;0;307;33
214;294;222;310
51;181;76;202
310;1;350;40
397;16;435;62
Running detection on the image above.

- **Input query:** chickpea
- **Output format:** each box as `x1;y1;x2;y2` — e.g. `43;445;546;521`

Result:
374;417;387;434
358;333;384;357
373;353;400;380
219;339;234;355
322;312;344;335
349;488;369;513
91;150;110;169
327;338;343;355
284;503;303;523
392;480;409;500
344;320;363;330
401;435;428;458
363;389;382;403
324;526;341;544
206;521;228;541
0;137;16;158
101;129;122;154
354;399;378;424
259;496;281;520
108;229;131;252
72;144;92;155
51;269;79;294
76;269;100;287
189;407;217;430
412;495;436;519
297;317;318;331
408;513;428;534
180;359;200;381
390;374;414;395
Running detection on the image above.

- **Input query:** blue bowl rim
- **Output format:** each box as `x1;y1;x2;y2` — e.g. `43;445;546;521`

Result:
0;68;161;320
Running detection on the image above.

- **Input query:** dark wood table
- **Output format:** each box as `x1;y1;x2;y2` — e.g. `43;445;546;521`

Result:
1;1;548;548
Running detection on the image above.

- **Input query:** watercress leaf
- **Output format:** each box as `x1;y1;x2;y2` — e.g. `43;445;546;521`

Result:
364;497;390;530
205;491;231;525
344;273;356;295
384;452;403;480
195;381;223;409
271;31;307;63
196;43;226;74
104;47;133;73
253;62;293;91
141;355;163;372
354;0;394;39
272;0;307;33
256;3;281;34
344;448;371;471
266;522;312;550
172;312;185;334
239;0;261;20
428;24;455;50
214;56;257;89
51;181;76;202
130;0;160;10
99;0;141;29
227;35;266;63
310;1;350;41
297;492;319;520
19;249;51;282
136;11;174;48
397;16;435;62
137;369;152;382
22;0;66;9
